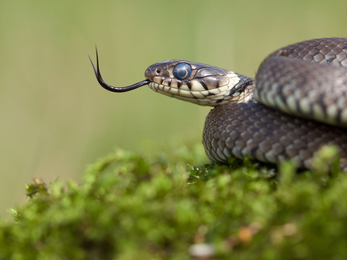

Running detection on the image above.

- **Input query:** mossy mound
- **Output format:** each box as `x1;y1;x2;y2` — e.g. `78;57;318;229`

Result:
1;147;347;259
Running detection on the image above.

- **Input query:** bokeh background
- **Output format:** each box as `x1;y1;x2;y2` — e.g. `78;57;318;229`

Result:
1;0;347;217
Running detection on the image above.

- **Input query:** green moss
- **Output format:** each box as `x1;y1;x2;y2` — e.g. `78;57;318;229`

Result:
0;146;347;259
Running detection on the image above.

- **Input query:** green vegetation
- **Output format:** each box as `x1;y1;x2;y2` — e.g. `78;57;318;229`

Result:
1;146;347;259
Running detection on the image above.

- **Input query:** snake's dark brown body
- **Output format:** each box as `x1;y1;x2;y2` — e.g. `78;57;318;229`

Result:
203;38;347;171
203;102;347;170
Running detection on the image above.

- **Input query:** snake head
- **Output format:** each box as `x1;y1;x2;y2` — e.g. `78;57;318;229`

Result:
89;50;253;106
144;60;254;106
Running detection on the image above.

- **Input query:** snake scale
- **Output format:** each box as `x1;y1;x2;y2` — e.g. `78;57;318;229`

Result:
89;38;347;171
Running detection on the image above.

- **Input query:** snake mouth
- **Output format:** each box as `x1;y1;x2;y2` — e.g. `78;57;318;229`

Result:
148;81;239;106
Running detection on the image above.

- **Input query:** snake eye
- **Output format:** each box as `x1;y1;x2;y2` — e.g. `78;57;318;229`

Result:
173;63;192;80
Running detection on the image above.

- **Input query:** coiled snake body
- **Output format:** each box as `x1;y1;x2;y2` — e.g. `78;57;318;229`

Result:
89;38;347;171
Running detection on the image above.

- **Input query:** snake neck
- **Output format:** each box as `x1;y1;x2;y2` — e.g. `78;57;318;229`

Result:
231;75;255;104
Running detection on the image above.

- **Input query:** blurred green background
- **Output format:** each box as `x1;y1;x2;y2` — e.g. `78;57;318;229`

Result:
1;0;347;217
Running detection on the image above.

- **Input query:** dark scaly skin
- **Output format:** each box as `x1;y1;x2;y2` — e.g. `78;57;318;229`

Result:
203;103;347;170
255;38;347;127
204;38;347;171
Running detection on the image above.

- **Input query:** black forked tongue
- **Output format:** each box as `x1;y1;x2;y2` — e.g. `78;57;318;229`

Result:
88;47;150;92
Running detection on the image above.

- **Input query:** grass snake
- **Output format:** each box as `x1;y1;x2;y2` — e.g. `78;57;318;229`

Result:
89;38;347;171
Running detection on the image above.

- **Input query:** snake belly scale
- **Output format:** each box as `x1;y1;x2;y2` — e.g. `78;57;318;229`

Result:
89;38;347;171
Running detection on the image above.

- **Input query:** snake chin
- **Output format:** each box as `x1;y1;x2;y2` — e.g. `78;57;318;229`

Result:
148;81;253;106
